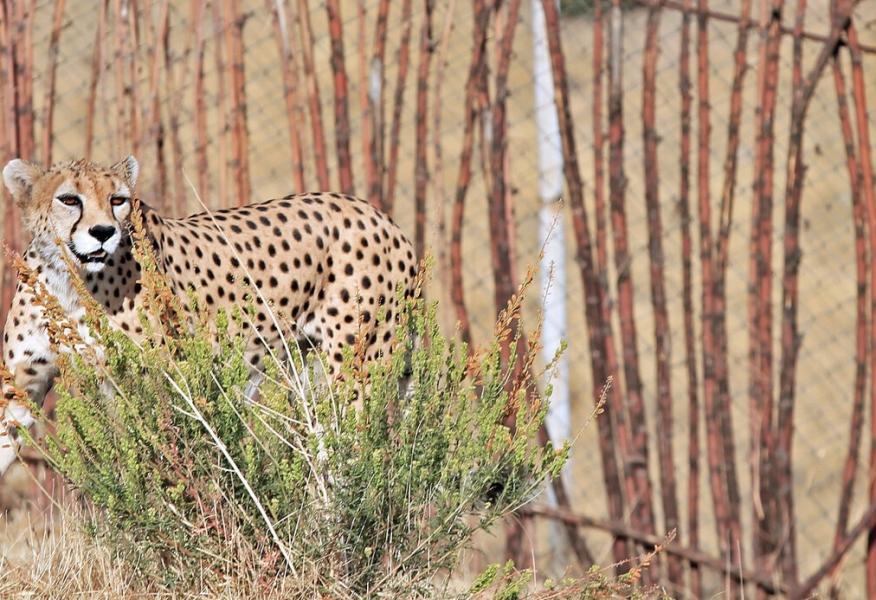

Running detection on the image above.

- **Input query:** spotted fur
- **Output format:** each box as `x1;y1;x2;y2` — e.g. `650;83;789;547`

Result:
0;156;417;474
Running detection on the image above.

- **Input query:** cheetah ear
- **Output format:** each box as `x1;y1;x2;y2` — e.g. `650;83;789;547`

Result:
111;155;139;188
2;159;42;203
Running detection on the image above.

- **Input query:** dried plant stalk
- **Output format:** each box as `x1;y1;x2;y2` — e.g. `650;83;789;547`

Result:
841;12;876;598
223;0;251;205
124;0;140;157
41;0;66;164
794;500;876;599
775;0;807;586
84;0;108;160
0;0;10;165
712;5;752;519
325;0;354;194
211;0;229;208
590;0;635;569
164;4;189;214
641;1;681;589
144;0;170;208
193;0;210;201
15;0;36;160
708;0;756;591
383;0;413;215
449;0;489;349
540;0;628;567
829;47;866;598
774;3;848;586
366;0;391;208
608;0;656;558
112;0;127;156
269;0;305;191
749;1;783;568
431;0;455;327
413;0;435;261
677;0;700;594
296;0;330;190
484;0;525;565
356;0;369;197
696;1;742;592
0;0;21;328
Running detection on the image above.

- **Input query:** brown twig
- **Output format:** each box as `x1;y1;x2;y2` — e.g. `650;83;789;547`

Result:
13;0;36;161
591;0;634;567
449;0;490;350
710;0;760;592
383;0;413;215
164;2;189;214
793;500;876;599
485;0;524;564
84;0;108;160
295;0;329;190
366;0;390;208
774;0;844;586
709;4;753;593
0;0;22;329
125;0;140;157
112;0;127;156
413;0;436;262
749;0;783;578
0;0;10;165
193;0;210;201
608;0;656;556
431;0;455;331
524;505;786;595
0;0;10;163
209;0;229;208
713;0;751;367
845;15;876;597
829;45;866;598
356;0;369;197
641;1;680;589
695;1;741;591
41;0;66;164
223;0;251;205
267;0;305;192
324;0;354;194
145;0;169;208
540;0;628;567
677;0;700;594
486;0;519;335
631;0;876;53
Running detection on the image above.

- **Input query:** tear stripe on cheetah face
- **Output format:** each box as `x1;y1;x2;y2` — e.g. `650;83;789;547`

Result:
0;156;418;475
2;157;137;274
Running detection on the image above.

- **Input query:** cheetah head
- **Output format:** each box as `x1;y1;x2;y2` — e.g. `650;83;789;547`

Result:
2;156;138;273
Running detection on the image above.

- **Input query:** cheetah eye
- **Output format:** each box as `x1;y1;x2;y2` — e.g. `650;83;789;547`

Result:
57;194;81;207
110;196;130;207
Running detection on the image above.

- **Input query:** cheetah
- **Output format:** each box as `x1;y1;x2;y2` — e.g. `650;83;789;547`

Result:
0;156;417;474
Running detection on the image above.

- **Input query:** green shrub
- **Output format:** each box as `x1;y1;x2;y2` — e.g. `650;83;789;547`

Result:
15;233;568;597
560;0;637;17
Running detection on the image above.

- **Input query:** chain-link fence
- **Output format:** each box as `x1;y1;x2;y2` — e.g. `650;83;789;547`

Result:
3;0;876;596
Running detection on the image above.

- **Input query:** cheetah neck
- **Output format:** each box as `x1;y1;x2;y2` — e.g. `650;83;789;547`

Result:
27;235;88;316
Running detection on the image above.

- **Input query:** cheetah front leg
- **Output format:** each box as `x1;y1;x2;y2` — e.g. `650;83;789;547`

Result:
1;300;58;476
0;361;56;474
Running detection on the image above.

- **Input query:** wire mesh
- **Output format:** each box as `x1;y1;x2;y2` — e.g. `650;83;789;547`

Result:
2;0;876;596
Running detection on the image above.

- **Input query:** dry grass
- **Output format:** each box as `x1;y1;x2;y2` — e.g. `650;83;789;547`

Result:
1;504;152;599
0;500;325;599
0;501;670;599
6;1;876;595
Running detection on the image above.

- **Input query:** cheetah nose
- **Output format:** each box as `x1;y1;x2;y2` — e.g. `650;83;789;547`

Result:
89;225;117;243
